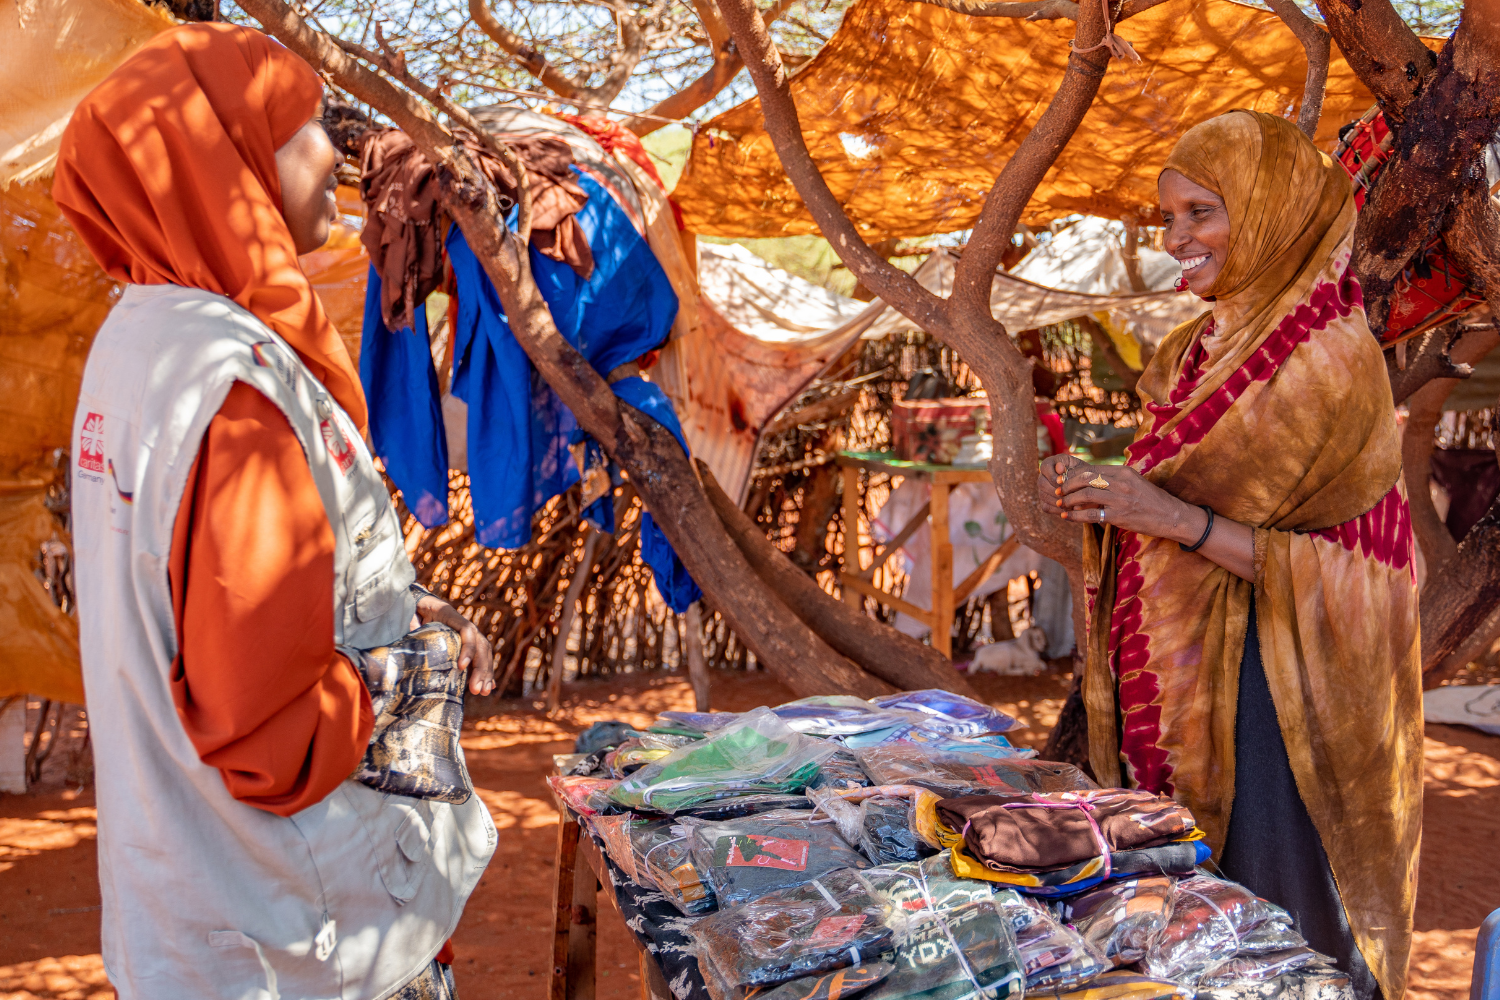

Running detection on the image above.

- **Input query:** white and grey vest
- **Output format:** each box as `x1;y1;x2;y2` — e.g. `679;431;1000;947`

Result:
71;284;496;1000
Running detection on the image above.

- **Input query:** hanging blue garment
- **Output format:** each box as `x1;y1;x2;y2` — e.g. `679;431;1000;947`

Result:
365;164;699;611
359;269;450;527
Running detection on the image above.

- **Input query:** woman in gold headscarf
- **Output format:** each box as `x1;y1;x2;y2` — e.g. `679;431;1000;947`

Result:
1036;110;1422;1000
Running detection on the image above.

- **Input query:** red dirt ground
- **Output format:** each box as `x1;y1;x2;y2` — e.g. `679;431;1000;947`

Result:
2;669;1495;1000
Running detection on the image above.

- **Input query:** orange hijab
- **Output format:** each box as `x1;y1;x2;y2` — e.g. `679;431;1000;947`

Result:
52;22;367;430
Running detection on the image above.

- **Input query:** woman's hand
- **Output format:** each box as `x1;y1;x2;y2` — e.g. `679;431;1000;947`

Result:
1035;455;1209;543
1033;454;1256;581
415;594;496;696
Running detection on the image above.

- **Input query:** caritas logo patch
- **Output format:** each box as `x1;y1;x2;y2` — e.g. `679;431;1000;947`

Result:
320;418;356;475
79;412;105;472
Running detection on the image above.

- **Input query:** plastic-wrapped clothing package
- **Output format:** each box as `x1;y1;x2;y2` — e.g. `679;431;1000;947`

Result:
688;809;871;907
841;725;1028;760
630;817;718;915
611;708;840;812
746;962;896;1000
657;711;743;736
807;750;872;791
856;744;1095;798
591;811;646;882
860;854;1024;1000
858;796;934;866
679;794;817;821
870;690;1019;736
1199;949;1324;987
995;890;1109;992
1055;876;1176;966
769;696;924;736
1143;876;1305;986
1196;965;1352;1000
945;837;1207;897
548;774;621;815
691;867;896;997
1051;971;1191;1000
937;790;1196;871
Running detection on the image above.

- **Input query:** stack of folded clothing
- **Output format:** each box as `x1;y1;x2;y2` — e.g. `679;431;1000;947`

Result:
1143;876;1322;989
935;789;1209;897
855;745;1094;798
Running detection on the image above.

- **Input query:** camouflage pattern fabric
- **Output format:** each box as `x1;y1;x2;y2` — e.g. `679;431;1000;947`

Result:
347;622;473;804
392;960;458;999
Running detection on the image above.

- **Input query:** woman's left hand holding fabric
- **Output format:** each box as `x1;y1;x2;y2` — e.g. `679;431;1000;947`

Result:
1035;453;1256;581
413;594;496;696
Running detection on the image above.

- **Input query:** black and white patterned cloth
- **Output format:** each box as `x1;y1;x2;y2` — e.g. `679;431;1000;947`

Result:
596;844;713;1000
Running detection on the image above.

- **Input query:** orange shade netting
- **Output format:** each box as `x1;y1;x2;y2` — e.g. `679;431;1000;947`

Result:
674;0;1438;239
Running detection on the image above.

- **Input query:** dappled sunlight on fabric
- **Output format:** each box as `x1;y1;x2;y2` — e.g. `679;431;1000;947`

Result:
475;788;558;830
0;953;112;1000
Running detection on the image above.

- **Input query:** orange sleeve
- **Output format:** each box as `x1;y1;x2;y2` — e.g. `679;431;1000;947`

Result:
169;380;374;816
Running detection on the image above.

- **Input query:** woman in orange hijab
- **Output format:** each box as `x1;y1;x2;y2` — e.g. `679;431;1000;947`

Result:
1037;111;1421;1000
56;22;495;999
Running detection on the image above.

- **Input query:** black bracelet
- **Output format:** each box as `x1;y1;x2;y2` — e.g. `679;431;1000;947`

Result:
1179;505;1215;553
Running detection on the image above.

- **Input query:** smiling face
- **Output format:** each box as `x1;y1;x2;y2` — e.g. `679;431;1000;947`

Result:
1159;168;1231;296
274;96;341;256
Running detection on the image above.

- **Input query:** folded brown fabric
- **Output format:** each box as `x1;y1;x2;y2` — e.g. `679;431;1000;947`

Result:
936;789;1194;871
358;126;592;333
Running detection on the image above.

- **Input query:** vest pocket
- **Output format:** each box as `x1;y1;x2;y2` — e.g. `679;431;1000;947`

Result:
380;802;434;904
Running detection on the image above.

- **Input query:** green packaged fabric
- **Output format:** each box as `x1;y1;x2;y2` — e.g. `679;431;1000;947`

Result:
611;708;840;814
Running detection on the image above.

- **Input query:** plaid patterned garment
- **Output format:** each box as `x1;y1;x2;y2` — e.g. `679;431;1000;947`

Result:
345;622;474;804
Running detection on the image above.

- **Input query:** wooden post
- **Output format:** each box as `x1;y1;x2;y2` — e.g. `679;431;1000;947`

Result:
548;525;600;715
841;465;863;608
930;481;954;658
685;602;710;710
550;817;581;1000
567;828;599;1000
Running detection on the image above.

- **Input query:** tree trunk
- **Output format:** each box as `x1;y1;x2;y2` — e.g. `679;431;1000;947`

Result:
236;0;894;701
699;460;979;696
685;602;711;710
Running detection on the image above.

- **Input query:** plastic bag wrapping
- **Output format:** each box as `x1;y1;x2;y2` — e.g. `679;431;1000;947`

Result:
870;690;1020;736
688;809;871;908
808;787;866;847
859;797;934;866
555;752;604;776
347;624;473;804
770;696;926;736
808;750;872;791
590;812;645;882
855;745;1095;798
612;708;840;813
691;867;896;1000
657;711;742;736
1142;876;1304;987
680;794;817;821
860;854;1024;1000
937;790;1196;871
1199;949;1325;988
1195;962;1352;1000
746;962;897;1000
1050;971;1191;1000
548;775;622;816
1055;877;1176;966
841;725;1030;759
995;890;1109;992
631;817;718;915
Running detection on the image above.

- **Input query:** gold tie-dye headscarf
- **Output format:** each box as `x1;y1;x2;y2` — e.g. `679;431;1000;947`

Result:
1083;110;1422;1000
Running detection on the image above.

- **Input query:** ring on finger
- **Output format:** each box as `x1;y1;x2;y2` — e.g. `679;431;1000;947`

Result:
1089;475;1110;490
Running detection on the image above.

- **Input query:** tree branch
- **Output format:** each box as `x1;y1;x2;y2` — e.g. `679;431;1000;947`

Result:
239;0;894;698
1386;321;1475;405
627;0;801;136
467;0;646;107
1311;0;1434;120
1264;0;1329;139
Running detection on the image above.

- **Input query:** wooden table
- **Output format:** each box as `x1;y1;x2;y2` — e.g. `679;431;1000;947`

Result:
549;800;673;1000
836;451;1019;658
